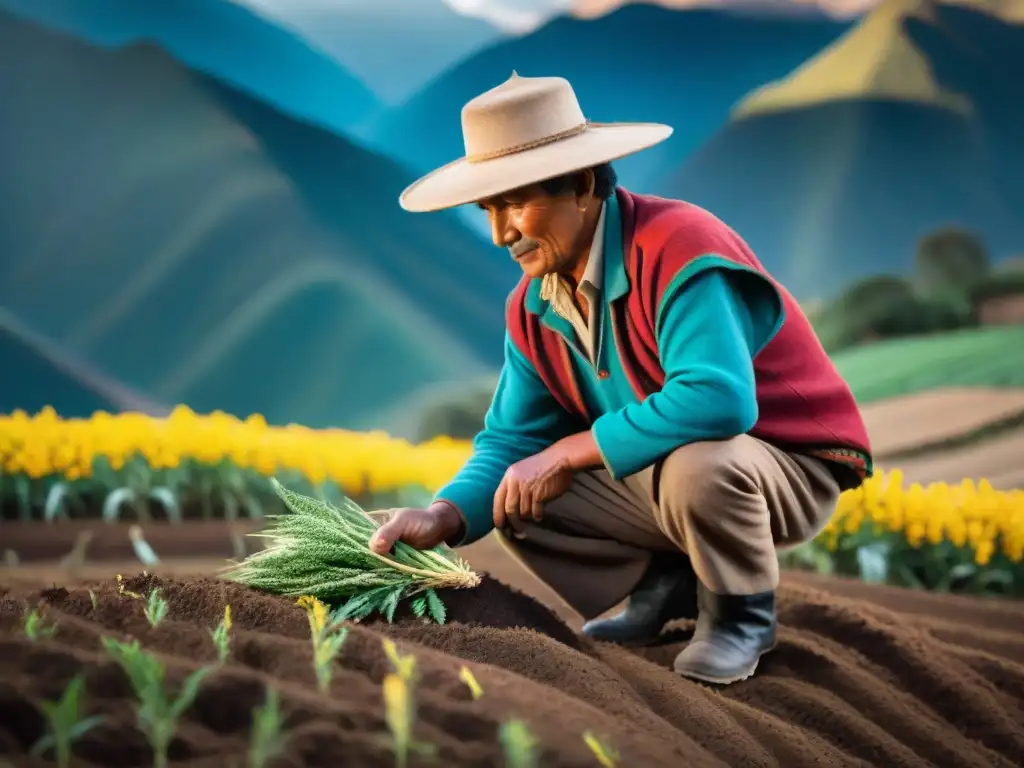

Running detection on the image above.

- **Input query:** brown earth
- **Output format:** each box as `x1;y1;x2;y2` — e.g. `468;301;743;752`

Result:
861;387;1024;458
1;526;1023;767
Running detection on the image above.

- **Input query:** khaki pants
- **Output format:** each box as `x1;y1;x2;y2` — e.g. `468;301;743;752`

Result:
497;436;842;620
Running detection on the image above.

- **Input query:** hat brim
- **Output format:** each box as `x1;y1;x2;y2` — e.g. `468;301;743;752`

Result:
398;121;673;213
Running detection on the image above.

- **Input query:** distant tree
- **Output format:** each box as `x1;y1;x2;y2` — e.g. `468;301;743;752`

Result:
969;270;1024;303
914;227;990;314
812;274;965;353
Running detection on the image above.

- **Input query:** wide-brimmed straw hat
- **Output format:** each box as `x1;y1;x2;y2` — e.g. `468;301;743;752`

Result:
398;72;673;213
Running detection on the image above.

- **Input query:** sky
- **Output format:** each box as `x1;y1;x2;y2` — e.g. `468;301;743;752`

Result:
231;0;880;100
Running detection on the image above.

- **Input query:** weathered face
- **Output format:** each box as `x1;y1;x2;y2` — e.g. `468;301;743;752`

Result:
477;173;594;279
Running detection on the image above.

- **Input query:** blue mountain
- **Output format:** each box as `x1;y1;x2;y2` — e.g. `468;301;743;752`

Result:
273;0;504;105
0;10;517;429
657;2;1024;302
0;0;380;133
368;5;851;191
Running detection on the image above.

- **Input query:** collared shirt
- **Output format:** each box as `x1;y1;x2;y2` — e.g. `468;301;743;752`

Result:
538;202;606;366
435;193;784;544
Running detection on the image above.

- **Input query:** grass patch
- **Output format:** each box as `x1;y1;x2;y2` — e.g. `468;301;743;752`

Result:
832;325;1024;404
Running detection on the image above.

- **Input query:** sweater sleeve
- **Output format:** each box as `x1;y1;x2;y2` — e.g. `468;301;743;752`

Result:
590;264;784;480
434;331;578;544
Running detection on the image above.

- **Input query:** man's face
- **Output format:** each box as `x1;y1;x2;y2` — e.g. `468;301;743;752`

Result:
477;182;589;279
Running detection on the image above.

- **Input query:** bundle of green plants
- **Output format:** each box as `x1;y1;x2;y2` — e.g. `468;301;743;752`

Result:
221;479;480;624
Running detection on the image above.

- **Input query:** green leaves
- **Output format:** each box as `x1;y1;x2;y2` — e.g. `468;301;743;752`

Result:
248;687;287;768
143;588;168;628
24;606;57;641
499;720;540;768
30;675;105;768
101;636;213;768
221;479;480;624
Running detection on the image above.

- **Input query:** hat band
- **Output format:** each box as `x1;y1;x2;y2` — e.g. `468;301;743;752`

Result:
465;120;590;163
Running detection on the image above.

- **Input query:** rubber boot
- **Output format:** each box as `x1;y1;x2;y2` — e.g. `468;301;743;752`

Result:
581;552;699;645
673;584;776;684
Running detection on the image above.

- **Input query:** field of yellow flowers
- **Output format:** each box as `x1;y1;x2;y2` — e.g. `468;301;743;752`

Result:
1;406;1022;596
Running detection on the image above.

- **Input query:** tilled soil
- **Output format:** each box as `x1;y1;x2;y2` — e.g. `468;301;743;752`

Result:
1;563;1023;767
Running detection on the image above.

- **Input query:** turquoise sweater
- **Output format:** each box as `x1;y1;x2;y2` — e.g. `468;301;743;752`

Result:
436;207;784;544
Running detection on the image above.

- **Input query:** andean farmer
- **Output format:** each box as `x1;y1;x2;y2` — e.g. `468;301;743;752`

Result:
369;73;872;684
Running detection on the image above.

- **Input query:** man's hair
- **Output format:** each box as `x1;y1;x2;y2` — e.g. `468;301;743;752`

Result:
536;163;618;201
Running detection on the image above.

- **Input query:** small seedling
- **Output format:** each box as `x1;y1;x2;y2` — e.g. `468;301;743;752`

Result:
101;636;213;768
116;574;143;600
582;731;619;767
459;666;483;700
381;638;417;683
143;588;168;628
296;596;348;693
210;604;232;663
24;606;57;641
499;720;540;768
29;675;105;768
382;673;434;768
88;590;98;612
248;686;287;768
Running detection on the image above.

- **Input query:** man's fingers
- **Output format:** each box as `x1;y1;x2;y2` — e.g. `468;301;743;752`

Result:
493;478;508;530
529;493;544;522
504;478;522;521
369;517;403;554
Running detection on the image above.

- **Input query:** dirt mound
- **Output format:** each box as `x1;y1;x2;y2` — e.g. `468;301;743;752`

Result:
1;571;1022;767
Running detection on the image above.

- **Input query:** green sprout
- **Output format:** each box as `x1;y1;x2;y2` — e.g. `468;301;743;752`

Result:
143;588;168;628
210;604;232;664
582;730;619;767
101;636;213;768
25;606;57;641
499;720;540;768
247;686;287;768
296;596;348;693
29;675;105;768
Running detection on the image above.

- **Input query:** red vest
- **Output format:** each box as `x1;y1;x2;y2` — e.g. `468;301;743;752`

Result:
506;188;873;484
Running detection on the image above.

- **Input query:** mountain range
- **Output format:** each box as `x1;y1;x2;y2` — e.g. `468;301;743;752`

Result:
367;4;852;192
0;9;518;429
239;0;503;104
0;0;379;133
658;0;1024;300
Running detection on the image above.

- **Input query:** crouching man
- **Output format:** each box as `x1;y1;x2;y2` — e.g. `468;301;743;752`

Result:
370;73;872;684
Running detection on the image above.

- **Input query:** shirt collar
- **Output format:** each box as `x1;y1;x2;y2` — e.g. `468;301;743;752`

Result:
539;200;606;300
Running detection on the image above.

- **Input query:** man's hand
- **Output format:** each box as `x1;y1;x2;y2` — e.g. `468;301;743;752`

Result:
368;501;464;555
493;446;573;529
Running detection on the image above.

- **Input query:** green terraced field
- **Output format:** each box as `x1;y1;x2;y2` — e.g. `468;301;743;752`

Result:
831;325;1024;405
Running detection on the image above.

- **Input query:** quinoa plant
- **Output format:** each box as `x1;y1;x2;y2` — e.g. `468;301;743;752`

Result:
29;675;105;768
210;604;232;663
248;686;287;768
143;588;168;628
24;606;57;641
100;636;213;768
459;666;483;700
582;731;619;767
499;720;540;768
221;479;479;624
381;673;434;768
296;596;348;693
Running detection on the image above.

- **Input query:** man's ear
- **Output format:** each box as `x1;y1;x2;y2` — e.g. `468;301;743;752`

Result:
576;168;596;211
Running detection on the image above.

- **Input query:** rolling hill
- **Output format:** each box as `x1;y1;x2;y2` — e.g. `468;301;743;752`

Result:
367;4;851;192
0;0;380;133
0;11;518;430
658;0;1024;301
